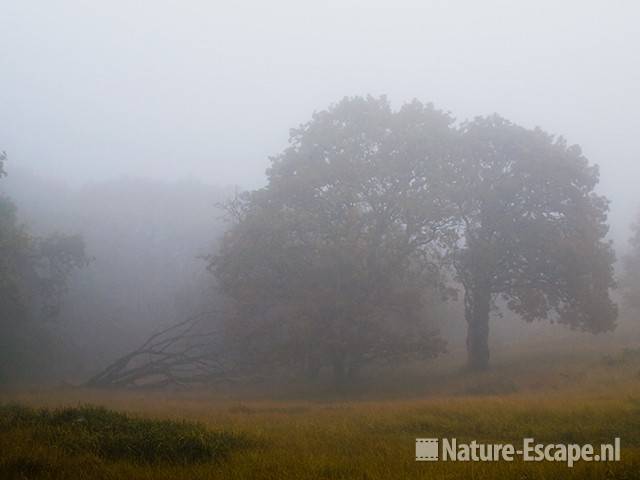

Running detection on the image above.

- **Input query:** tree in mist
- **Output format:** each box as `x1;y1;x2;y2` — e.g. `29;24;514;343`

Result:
210;100;618;379
622;213;640;311
211;97;453;385
1;169;234;383
0;153;30;324
448;116;617;370
86;97;618;389
0;152;88;382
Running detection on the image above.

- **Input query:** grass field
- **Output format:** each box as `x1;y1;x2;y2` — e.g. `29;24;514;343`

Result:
2;342;640;479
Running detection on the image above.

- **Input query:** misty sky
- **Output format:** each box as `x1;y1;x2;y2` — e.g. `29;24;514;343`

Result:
2;1;639;243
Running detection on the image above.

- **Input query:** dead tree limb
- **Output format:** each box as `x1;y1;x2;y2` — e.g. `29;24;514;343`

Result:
85;311;233;389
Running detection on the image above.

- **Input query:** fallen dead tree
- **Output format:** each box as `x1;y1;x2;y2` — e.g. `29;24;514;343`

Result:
85;311;234;389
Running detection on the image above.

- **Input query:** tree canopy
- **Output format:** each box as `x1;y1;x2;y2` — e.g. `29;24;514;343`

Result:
210;96;618;378
448;116;617;369
211;97;453;384
0;152;89;382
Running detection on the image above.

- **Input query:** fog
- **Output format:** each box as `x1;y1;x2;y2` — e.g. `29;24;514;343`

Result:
3;1;640;236
1;1;640;388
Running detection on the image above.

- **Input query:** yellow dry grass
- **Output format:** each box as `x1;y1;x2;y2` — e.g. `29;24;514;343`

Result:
2;343;640;479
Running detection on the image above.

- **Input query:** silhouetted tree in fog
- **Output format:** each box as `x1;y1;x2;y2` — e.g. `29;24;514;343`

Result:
87;97;619;389
211;97;453;386
211;99;618;379
0;153;88;382
447;116;617;370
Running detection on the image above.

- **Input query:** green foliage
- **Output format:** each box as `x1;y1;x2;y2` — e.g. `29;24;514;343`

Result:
0;222;89;380
212;97;617;375
0;195;31;324
0;404;248;465
455;116;616;328
31;233;90;316
0;151;89;382
212;96;452;384
449;116;617;368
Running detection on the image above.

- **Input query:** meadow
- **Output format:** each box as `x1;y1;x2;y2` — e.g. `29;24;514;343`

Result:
2;340;640;479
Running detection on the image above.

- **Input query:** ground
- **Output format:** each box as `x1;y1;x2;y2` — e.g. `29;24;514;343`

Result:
1;338;640;479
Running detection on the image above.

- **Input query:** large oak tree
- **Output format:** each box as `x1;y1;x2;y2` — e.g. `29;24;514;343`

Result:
211;97;453;385
448;116;617;370
210;97;617;378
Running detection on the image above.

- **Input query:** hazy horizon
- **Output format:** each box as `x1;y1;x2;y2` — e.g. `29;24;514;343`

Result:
2;0;640;243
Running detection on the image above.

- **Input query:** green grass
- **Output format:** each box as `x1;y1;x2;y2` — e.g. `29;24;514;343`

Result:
2;343;640;479
0;404;247;465
0;404;249;479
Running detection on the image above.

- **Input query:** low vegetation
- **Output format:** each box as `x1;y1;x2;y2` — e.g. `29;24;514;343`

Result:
0;404;248;479
2;345;640;479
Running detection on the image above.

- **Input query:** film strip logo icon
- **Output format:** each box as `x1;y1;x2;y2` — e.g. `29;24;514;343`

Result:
416;438;439;461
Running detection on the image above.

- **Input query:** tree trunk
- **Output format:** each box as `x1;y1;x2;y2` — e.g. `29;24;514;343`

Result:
465;283;491;371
